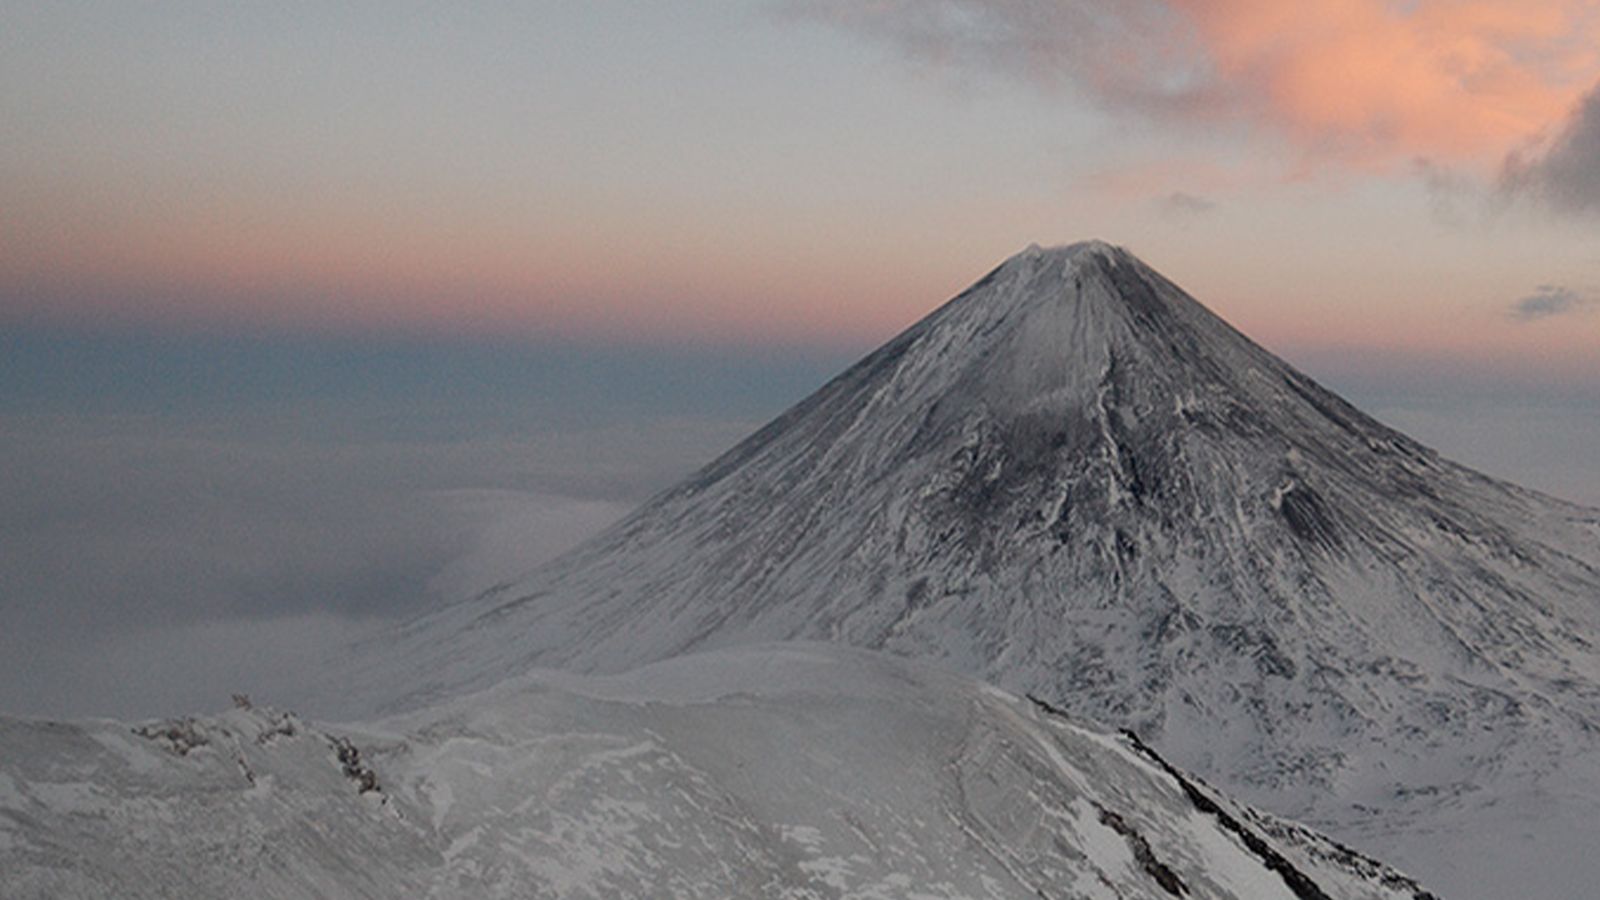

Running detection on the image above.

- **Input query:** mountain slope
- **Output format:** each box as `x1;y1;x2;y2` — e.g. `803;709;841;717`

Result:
328;242;1600;897
1;644;1436;900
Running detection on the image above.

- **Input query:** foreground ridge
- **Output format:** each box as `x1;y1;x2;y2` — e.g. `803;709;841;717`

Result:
1;645;1437;900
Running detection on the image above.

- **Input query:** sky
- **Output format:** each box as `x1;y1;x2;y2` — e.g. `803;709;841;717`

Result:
2;1;1598;717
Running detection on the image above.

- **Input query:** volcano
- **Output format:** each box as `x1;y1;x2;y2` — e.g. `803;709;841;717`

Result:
336;242;1600;898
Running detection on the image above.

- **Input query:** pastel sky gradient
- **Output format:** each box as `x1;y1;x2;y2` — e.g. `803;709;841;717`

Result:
4;1;1600;376
5;1;1600;718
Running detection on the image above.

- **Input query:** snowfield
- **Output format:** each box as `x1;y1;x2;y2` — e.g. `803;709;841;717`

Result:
0;644;1435;899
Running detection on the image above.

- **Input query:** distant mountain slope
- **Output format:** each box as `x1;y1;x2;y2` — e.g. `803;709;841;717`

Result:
328;242;1600;898
1;644;1436;900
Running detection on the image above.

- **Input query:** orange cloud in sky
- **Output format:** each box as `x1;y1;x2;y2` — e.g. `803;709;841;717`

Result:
1169;0;1600;166
799;0;1600;169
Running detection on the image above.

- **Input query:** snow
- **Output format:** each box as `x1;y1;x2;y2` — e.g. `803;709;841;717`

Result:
0;643;1435;898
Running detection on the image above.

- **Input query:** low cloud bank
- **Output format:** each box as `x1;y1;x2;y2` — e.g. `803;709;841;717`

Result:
0;413;743;719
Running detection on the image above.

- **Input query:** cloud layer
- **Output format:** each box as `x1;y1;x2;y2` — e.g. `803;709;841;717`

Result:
1157;191;1218;216
0;413;741;719
0;329;847;719
790;0;1600;170
1502;83;1600;216
1510;285;1598;321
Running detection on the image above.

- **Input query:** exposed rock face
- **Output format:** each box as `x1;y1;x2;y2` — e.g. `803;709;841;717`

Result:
329;242;1600;898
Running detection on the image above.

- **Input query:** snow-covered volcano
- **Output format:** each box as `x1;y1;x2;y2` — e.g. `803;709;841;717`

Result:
333;242;1600;898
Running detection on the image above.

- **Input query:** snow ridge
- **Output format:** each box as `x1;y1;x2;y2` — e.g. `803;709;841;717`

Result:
0;645;1436;900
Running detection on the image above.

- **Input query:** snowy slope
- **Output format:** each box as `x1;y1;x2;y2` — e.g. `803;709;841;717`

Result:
324;242;1600;898
1;644;1436;899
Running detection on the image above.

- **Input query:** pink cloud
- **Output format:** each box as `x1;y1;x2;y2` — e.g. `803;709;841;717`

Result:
1173;0;1600;166
794;0;1600;171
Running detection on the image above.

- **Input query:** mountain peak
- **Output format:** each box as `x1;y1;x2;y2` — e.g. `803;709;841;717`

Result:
1015;238;1121;260
956;239;1167;328
905;239;1237;418
322;244;1600;899
330;246;1600;900
990;239;1129;290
